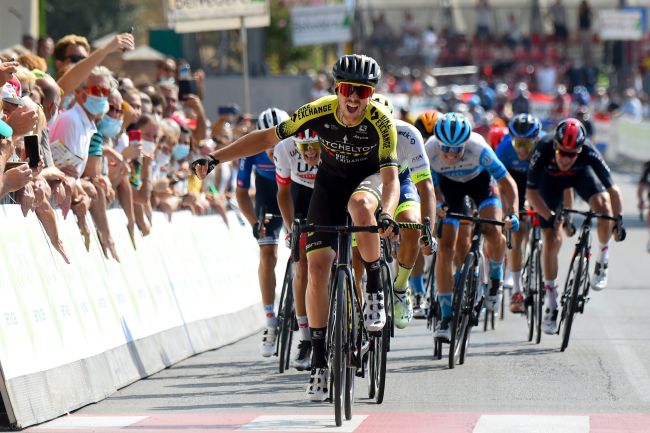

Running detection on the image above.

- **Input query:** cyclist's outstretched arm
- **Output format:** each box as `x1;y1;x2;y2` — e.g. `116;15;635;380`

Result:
527;187;553;220
415;178;436;227
497;172;519;217
277;183;295;230
211;128;279;165
563;188;574;210
606;185;623;217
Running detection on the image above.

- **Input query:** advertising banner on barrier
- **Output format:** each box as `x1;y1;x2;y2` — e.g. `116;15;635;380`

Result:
0;206;266;428
291;4;351;47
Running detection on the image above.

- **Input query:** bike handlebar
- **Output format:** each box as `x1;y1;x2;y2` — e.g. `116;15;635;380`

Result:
445;212;512;249
561;208;617;221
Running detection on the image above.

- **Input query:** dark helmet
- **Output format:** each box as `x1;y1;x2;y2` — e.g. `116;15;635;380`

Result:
508;113;542;139
555;118;587;151
332;54;381;86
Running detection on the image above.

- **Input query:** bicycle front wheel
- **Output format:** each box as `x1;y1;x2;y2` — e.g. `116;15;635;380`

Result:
561;249;585;352
533;248;544;344
331;269;348;427
277;259;294;373
449;252;473;369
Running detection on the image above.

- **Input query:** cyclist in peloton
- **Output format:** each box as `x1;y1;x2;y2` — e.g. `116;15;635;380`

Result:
192;54;399;402
236;107;290;357
349;95;437;330
410;110;443;316
273;129;320;370
495;113;545;313
526;118;626;334
637;160;650;252
425;112;520;342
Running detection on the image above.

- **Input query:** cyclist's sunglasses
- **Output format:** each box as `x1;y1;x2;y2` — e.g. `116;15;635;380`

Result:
337;82;374;99
554;142;581;159
513;138;535;151
440;144;464;154
85;85;111;97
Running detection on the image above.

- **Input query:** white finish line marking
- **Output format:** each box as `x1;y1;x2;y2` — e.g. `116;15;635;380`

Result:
238;415;368;432
473;415;589;433
32;416;147;429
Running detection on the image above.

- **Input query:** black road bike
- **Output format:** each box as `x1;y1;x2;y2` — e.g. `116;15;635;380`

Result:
521;209;544;344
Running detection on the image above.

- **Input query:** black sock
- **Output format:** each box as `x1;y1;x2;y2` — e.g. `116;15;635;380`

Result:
310;327;327;368
364;258;381;294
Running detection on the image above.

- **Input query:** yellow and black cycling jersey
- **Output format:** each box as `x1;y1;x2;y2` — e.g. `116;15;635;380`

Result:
276;95;398;182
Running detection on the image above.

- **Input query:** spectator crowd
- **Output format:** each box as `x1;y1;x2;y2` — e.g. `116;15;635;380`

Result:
1;32;247;264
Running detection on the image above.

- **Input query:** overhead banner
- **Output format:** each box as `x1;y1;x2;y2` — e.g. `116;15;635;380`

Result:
598;8;647;40
166;0;270;32
291;4;351;47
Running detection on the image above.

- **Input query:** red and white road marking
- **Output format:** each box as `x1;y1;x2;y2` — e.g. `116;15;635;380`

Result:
24;412;650;433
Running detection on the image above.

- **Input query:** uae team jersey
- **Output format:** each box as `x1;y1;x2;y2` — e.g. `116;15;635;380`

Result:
395;118;432;184
424;131;508;185
526;135;613;190
275;95;397;182
273;137;319;189
236;151;276;189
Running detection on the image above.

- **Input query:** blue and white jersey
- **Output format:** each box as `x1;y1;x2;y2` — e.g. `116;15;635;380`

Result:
424;131;508;185
237;151;276;189
395;119;432;184
495;131;546;174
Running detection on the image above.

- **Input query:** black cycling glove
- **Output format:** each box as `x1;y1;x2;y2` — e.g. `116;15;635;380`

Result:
562;215;577;237
378;212;399;236
191;155;219;177
252;222;261;239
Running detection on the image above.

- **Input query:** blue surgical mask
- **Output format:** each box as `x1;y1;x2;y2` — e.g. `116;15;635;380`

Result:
97;116;122;138
83;94;109;116
172;143;190;160
155;152;171;168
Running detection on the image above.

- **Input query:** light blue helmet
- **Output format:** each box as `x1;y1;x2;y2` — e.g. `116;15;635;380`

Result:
435;112;472;147
508;113;542;139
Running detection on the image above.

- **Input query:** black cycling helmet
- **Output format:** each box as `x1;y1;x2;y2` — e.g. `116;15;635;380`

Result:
508;113;542;139
332;54;381;86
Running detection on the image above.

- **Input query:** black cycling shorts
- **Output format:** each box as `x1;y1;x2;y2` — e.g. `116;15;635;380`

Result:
255;175;283;246
439;170;500;227
536;167;606;229
306;171;382;254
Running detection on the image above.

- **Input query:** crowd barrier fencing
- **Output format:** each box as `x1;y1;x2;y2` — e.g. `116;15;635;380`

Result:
0;205;268;429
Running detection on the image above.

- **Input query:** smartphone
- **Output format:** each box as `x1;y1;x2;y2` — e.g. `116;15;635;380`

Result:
178;78;198;101
24;134;40;168
3;161;27;172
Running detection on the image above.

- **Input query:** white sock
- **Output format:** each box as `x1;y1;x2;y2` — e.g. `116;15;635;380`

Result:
297;315;310;341
597;242;609;263
512;270;522;293
544;280;558;310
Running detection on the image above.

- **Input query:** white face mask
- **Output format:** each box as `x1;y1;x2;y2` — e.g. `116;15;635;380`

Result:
155;152;171;168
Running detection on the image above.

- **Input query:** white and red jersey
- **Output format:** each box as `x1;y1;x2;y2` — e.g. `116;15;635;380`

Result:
273;137;319;189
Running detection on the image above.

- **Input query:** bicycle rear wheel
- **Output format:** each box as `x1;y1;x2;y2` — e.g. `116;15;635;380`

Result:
561;250;585;352
449;253;473;369
522;251;534;342
277;260;294;373
331;269;348;427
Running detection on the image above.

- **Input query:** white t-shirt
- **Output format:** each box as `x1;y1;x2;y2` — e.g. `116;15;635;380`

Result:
273;137;318;189
49;103;96;177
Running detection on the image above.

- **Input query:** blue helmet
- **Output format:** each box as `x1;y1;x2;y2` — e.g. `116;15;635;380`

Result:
508;113;542;139
573;85;591;106
435;112;472;147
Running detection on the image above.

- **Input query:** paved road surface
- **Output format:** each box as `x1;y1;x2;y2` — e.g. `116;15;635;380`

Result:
18;172;650;433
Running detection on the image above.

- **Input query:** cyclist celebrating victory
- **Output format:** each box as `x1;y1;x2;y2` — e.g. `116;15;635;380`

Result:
192;54;399;402
495;113;545;313
425;112;519;341
273;129;320;370
526;118;625;334
236;107;289;357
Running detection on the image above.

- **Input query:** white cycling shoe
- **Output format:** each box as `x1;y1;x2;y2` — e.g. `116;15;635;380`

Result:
542;308;558;335
364;292;386;333
393;287;413;329
591;261;608;291
306;367;329;402
259;326;277;358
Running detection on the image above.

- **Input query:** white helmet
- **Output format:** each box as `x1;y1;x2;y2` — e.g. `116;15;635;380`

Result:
371;93;394;115
257;107;290;130
294;129;319;146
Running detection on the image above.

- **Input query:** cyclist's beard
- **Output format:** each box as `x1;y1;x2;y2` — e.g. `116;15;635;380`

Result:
555;154;576;171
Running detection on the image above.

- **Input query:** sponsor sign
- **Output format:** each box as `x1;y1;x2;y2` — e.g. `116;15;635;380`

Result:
291;4;351;46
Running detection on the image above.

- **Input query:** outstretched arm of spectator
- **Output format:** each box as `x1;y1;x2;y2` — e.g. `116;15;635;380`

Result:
0;61;19;86
184;95;207;144
57;33;134;96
